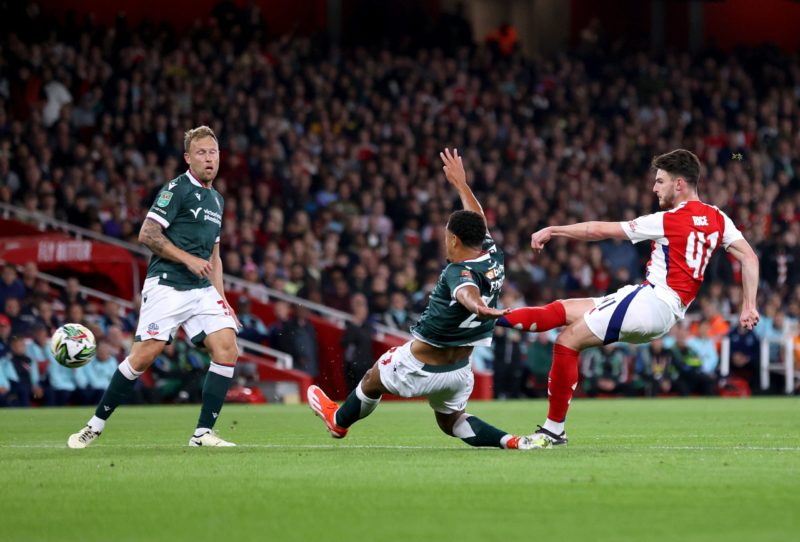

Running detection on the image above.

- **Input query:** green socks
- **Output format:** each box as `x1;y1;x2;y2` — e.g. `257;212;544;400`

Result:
94;359;142;421
196;362;234;430
452;413;510;448
334;383;381;428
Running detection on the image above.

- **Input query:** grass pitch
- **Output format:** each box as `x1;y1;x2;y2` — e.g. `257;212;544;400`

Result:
1;398;798;542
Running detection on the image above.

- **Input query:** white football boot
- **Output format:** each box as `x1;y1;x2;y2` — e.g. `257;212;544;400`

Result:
67;426;102;449
189;430;236;447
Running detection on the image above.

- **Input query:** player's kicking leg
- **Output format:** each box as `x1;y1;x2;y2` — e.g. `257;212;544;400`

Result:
189;328;238;447
496;298;595;332
308;360;386;438
67;339;166;449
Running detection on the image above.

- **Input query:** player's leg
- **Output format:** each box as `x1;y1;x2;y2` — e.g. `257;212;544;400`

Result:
430;372;532;450
307;348;392;438
189;327;238;446
497;298;595;332
68;339;167;449
182;286;240;446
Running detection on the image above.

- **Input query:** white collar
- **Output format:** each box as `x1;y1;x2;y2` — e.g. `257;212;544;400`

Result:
186;170;204;188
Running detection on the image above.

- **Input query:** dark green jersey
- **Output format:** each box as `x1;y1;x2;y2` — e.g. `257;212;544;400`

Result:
410;233;504;347
144;172;224;290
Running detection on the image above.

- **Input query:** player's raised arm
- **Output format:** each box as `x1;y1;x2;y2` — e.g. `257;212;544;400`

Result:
725;238;760;330
440;148;485;223
530;221;628;252
455;284;511;320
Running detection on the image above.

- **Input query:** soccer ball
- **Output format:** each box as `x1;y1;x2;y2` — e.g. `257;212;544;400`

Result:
51;323;96;368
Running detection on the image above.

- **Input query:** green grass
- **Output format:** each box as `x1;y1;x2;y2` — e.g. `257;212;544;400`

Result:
1;398;799;542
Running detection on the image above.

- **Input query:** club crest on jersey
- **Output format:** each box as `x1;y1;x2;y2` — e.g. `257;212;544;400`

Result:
147;323;160;336
156;191;173;207
628;220;638;231
692;216;709;226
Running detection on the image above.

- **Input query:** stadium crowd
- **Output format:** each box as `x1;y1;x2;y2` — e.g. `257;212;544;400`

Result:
1;3;799;405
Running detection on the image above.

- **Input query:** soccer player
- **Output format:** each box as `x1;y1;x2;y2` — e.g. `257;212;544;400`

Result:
497;149;760;447
308;149;535;450
67;126;241;448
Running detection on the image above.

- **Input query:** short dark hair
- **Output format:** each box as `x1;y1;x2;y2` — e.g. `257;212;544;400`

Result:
652;149;701;188
447;210;486;249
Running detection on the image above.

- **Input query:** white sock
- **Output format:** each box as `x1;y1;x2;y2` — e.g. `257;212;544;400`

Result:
209;361;235;378
543;418;565;435
451;413;476;439
355;382;380;418
87;416;106;433
118;357;143;381
500;434;514;449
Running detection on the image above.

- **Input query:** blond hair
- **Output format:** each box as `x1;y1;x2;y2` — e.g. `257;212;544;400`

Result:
184;125;218;152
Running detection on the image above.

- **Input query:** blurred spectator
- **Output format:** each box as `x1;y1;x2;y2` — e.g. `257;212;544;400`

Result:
151;340;205;403
97;299;135;334
0;264;25;310
267;301;320;377
6;335;43;406
485;22;518;56
687;322;720;376
672;328;716;396
379;291;413;332
4;297;36;336
0;315;10;359
25;323;87;406
525;332;554;397
82;340;118;404
236;296;269;345
341;294;374;393
637;338;678;397
59;277;87;308
728;324;760;392
580;343;635;397
493;326;525;399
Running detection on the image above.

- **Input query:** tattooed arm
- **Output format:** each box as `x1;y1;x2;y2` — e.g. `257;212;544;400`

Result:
139;219;212;278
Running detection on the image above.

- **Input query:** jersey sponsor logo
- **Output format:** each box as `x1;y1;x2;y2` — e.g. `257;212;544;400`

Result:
189;208;202;219
156;191;173;207
692;216;709;226
168;180;178;190
147;323;160;336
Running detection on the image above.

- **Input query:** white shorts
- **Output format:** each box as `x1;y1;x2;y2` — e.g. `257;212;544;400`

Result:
584;283;678;345
135;277;237;345
377;341;474;414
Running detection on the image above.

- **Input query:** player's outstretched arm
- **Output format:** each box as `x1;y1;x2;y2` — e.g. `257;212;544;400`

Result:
139;219;212;278
455;284;511;320
440;148;485;223
726;239;760;330
531;221;628;252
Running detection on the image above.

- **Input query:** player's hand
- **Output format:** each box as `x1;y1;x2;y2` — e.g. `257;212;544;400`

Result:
739;307;760;330
33;386;44;399
440;148;467;187
184;255;213;278
530;227;552;253
475;305;512;320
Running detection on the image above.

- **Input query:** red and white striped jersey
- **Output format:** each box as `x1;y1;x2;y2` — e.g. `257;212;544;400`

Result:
619;200;744;317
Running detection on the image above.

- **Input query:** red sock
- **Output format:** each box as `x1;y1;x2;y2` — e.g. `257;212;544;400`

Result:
497;301;566;332
547;343;579;423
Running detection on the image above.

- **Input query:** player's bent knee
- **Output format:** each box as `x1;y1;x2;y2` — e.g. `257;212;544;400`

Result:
128;339;166;371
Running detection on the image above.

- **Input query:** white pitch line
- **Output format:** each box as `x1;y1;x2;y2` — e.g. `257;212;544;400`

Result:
0;443;798;452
